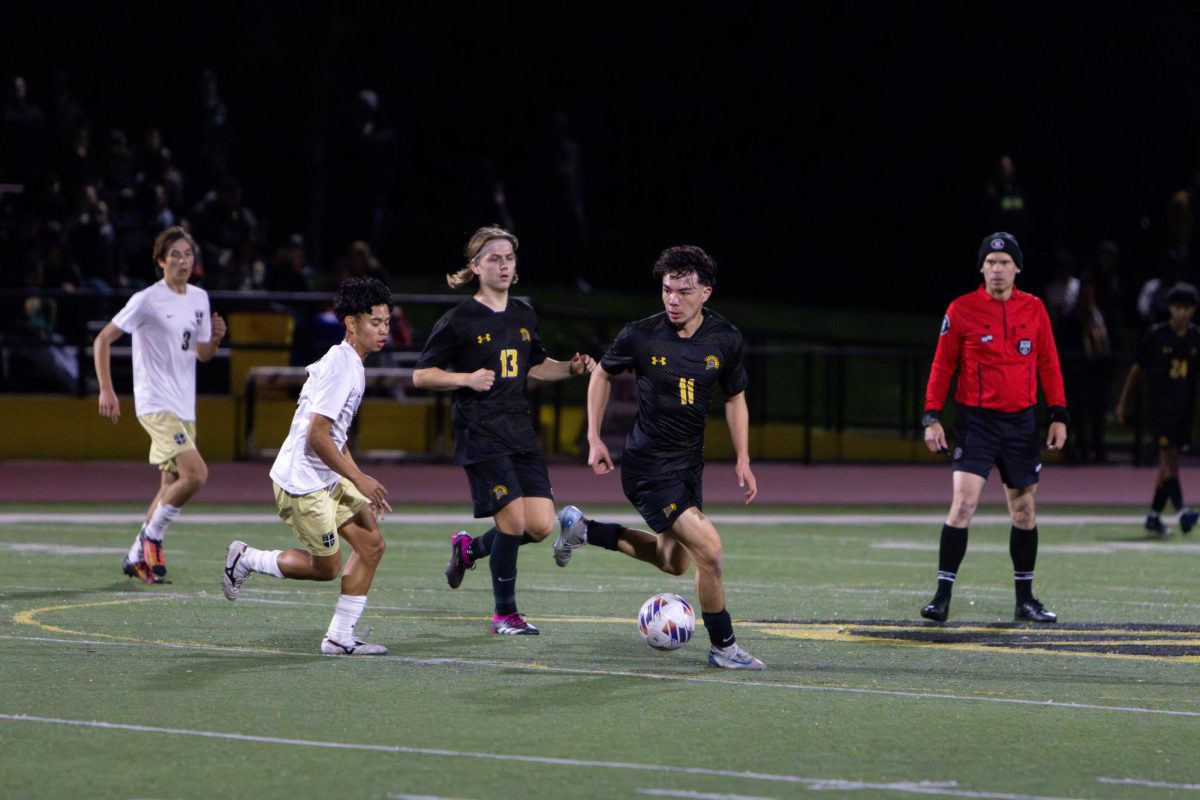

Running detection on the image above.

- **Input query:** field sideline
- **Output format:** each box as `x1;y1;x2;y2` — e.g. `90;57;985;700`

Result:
2;502;1199;799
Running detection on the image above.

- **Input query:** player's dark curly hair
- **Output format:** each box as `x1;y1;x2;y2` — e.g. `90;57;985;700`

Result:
652;245;717;287
334;276;393;321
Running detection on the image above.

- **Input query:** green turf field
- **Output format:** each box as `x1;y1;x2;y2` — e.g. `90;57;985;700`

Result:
2;504;1198;799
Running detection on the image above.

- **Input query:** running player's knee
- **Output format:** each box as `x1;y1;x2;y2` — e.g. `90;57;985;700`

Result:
313;556;341;581
526;517;554;540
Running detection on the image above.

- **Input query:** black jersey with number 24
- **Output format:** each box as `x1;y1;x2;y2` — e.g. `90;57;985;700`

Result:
601;309;748;473
1135;321;1200;420
416;297;548;464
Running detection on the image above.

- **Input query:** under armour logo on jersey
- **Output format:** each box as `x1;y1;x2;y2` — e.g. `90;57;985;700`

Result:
651;356;667;366
477;333;492;344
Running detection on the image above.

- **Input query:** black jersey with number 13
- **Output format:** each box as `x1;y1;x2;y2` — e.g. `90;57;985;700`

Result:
416;298;548;464
601;309;748;473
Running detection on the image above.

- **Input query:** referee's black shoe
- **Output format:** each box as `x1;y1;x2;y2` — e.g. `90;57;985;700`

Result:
920;595;950;622
1015;598;1057;623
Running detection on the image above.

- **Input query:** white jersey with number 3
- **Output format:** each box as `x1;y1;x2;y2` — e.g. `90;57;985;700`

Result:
111;280;213;420
270;341;365;495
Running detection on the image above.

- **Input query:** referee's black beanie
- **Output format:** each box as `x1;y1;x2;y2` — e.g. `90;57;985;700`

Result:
978;232;1024;270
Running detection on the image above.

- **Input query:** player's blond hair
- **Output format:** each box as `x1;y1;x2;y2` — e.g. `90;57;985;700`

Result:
446;225;519;289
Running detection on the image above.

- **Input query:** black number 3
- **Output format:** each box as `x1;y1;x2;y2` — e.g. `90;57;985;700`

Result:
182;331;191;351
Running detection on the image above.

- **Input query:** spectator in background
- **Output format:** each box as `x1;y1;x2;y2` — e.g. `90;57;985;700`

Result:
335;240;391;288
1093;240;1124;333
982;155;1029;246
1168;169;1200;273
199;69;234;184
192;176;261;289
1059;271;1116;463
265;234;315;293
326;89;397;256
1137;254;1195;329
1043;245;1080;329
65;184;120;289
1;75;48;184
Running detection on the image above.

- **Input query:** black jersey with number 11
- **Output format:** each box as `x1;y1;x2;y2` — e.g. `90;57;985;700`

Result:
600;309;748;473
416;297;548;464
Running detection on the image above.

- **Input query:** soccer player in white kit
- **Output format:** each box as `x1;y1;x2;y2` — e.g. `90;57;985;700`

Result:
94;226;226;584
221;277;394;656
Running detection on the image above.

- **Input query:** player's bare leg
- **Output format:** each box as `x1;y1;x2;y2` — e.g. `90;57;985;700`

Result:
338;508;386;595
665;508;725;612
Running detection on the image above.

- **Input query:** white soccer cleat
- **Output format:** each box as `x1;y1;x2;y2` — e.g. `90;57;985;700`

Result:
553;505;588;567
222;540;252;601
708;643;766;670
321;636;388;655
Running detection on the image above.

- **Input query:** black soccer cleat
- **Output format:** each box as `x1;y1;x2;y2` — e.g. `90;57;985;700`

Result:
920;595;950;622
1180;510;1198;534
1015;598;1057;623
1144;514;1170;537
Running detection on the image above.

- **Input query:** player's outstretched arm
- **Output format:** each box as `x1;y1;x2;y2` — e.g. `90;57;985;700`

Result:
724;391;757;504
528;352;596;383
93;322;124;423
413;366;495;392
586;366;616;475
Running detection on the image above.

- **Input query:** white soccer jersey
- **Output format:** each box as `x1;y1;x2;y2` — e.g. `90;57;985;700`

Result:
270;341;365;495
111;280;213;420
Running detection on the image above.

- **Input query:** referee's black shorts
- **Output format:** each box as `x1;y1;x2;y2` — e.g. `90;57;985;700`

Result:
951;405;1041;489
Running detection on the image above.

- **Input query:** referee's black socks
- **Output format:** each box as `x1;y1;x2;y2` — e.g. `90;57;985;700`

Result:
1010;525;1038;604
934;524;968;598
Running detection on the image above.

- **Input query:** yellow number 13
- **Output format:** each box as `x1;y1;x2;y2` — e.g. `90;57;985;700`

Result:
500;349;519;378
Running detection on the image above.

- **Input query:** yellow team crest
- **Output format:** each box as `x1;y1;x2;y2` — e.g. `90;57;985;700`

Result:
651;356;667;366
492;484;508;500
661;502;678;518
704;354;721;370
477;333;492;344
519;327;531;342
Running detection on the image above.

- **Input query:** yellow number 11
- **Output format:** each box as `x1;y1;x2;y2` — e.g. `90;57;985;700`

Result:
678;377;694;404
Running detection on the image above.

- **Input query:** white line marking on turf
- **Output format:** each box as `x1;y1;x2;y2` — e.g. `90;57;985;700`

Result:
874;540;1200;554
2;543;127;555
0;512;1151;527
0;713;1085;800
1098;777;1200;790
638;784;1078;800
389;794;473;800
3;634;1197;719
637;789;779;799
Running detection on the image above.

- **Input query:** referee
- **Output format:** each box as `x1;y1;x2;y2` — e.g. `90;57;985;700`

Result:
920;232;1068;624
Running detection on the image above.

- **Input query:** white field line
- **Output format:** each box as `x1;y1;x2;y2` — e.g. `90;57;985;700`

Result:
0;512;1149;527
0;713;1089;800
2;633;1198;719
1097;777;1200;790
637;786;1080;800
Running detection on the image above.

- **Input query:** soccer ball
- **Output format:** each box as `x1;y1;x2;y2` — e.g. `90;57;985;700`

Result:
637;593;695;651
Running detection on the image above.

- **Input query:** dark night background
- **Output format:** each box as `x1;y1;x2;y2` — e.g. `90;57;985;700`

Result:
6;3;1200;315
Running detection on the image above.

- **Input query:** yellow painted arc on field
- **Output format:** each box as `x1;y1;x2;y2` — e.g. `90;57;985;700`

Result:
749;623;1200;663
12;596;291;654
14;597;1200;663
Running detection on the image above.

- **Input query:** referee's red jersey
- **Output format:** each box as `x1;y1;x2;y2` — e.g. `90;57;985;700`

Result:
925;286;1067;413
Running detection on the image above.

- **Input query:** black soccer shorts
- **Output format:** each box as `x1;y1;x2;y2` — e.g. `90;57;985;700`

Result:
1152;413;1193;452
463;450;554;518
951;405;1041;488
620;461;704;533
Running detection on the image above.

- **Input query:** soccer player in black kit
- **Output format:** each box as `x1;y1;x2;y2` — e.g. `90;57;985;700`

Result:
1115;284;1200;537
555;245;765;670
413;226;594;635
